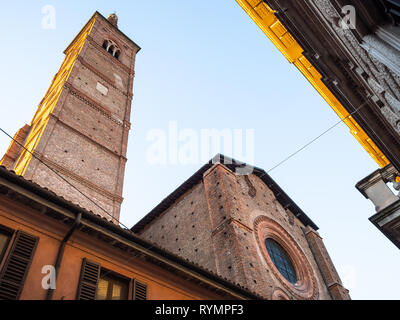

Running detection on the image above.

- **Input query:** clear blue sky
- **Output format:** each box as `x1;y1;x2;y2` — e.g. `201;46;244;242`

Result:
0;1;398;299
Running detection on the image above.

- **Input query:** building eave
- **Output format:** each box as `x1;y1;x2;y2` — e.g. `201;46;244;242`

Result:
235;0;400;171
132;154;319;233
64;11;141;55
0;166;260;300
369;199;400;249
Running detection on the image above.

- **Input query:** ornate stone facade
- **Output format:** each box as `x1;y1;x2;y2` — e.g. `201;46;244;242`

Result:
256;0;400;170
310;0;400;134
239;0;400;249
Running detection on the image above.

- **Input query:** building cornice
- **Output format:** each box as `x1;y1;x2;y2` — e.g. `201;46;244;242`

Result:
0;166;260;300
50;113;128;160
64;11;141;56
77;56;133;99
86;36;133;76
132;154;319;233
235;0;400;170
64;82;130;129
33;151;124;204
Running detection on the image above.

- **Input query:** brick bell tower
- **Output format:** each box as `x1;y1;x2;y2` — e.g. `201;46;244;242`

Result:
0;12;140;222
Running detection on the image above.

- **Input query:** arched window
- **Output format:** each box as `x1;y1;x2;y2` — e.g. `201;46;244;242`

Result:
265;238;297;284
102;40;121;60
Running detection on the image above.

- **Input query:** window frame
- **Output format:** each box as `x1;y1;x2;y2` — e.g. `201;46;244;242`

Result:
254;216;318;299
96;268;130;301
0;225;14;266
265;238;298;284
102;39;122;60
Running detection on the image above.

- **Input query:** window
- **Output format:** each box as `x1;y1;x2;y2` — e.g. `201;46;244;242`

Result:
0;230;39;300
96;271;129;300
76;258;148;300
265;238;297;284
0;228;11;263
102;40;121;60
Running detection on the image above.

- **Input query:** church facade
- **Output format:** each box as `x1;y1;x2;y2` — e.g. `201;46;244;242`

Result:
0;11;349;300
133;155;350;300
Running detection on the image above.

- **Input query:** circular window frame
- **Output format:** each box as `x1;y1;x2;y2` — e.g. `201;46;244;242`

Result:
265;238;298;284
271;287;291;300
254;216;318;300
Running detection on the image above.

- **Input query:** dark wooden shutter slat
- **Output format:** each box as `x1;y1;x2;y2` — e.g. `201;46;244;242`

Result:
0;231;38;300
133;280;147;300
76;258;101;300
0;281;19;299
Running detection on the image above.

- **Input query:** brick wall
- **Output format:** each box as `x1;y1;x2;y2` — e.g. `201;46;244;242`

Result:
13;13;140;222
139;182;218;272
139;163;348;299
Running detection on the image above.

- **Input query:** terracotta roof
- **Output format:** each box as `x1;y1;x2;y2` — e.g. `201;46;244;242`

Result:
132;154;319;233
0;165;261;299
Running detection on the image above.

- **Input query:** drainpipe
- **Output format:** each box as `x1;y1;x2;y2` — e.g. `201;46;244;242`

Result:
46;212;82;300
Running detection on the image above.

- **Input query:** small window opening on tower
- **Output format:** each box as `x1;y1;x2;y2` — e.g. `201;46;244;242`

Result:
102;39;121;60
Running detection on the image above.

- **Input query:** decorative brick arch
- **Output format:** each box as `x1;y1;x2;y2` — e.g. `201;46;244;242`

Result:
271;287;291;300
102;38;122;59
254;215;318;300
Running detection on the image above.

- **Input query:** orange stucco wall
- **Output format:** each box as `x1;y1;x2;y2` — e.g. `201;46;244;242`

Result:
0;194;227;300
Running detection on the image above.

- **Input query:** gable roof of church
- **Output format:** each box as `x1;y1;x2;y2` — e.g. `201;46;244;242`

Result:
0;165;261;300
132;154;318;233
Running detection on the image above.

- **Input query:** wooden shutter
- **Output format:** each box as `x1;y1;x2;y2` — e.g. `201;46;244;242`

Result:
0;231;39;300
133;279;147;300
76;258;101;300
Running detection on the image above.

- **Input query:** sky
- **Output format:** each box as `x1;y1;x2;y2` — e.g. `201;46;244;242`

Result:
0;1;399;300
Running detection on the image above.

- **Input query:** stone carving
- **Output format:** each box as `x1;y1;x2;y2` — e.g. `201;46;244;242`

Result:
312;0;400;135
